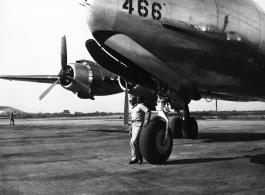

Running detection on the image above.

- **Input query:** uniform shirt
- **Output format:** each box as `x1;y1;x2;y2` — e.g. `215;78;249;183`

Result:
131;103;149;126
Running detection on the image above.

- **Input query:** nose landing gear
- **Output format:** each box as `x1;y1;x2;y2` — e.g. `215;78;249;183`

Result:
139;81;198;164
139;81;173;164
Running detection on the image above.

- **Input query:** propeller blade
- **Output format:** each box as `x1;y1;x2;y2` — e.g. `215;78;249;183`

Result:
39;78;60;100
124;81;129;125
66;76;91;94
61;35;67;72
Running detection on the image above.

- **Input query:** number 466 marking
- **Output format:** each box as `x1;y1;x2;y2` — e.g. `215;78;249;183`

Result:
122;0;162;20
123;0;134;14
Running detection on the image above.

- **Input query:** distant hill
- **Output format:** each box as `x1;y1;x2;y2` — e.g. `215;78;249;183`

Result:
0;106;10;110
0;106;26;114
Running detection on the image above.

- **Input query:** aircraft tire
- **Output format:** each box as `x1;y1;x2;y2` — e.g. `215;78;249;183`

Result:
169;117;183;139
182;117;198;139
139;117;173;164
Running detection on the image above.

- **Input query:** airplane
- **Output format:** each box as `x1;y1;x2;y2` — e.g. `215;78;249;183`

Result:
1;0;265;164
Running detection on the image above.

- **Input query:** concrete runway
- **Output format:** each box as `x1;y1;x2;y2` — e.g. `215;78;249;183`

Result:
0;117;265;195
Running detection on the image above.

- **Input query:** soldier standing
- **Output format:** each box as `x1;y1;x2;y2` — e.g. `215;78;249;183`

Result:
9;112;15;125
129;95;151;164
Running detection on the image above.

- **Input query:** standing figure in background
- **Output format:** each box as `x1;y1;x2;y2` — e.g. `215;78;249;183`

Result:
9;112;15;125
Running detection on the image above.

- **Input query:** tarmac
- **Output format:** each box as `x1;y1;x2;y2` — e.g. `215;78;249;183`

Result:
0;117;265;195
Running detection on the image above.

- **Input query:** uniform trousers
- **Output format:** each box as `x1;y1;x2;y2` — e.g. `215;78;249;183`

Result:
130;123;143;160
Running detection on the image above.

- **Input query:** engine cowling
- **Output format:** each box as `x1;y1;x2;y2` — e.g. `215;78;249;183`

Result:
60;62;94;99
61;60;123;99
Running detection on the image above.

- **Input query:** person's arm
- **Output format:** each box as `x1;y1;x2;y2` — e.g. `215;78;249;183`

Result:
140;104;151;126
129;125;132;137
144;110;151;126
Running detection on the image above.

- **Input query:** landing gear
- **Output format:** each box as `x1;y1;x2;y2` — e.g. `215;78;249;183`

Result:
139;81;199;164
139;117;173;164
182;105;198;139
183;117;198;139
169;111;183;138
139;80;172;164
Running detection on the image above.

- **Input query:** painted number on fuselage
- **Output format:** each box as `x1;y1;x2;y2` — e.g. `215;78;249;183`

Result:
122;0;162;20
138;0;149;17
123;0;134;14
152;2;162;20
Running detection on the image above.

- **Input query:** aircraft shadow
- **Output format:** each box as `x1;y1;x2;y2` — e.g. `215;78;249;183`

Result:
245;154;265;166
165;154;265;166
198;132;265;143
165;157;239;165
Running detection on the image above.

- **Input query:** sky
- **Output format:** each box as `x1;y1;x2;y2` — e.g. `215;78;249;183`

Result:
0;0;265;114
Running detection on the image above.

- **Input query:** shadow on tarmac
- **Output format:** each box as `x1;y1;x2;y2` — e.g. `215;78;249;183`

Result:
245;154;265;166
165;156;239;165
198;132;265;142
165;154;265;166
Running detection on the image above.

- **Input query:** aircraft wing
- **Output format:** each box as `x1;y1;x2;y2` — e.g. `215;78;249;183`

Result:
0;75;59;84
0;35;130;123
0;36;125;100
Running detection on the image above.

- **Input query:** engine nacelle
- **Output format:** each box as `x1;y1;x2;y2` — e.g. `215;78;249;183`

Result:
61;60;123;99
61;63;93;96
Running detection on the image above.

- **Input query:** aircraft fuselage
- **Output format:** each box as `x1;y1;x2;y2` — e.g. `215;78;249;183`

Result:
84;0;265;100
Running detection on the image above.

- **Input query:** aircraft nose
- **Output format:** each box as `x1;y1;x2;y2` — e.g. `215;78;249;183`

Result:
81;0;107;30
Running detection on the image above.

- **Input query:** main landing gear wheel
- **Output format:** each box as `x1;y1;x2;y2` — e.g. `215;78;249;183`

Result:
182;117;198;139
139;117;173;164
169;117;183;139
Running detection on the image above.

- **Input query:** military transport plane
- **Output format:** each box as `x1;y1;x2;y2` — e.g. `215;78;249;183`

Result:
1;0;265;164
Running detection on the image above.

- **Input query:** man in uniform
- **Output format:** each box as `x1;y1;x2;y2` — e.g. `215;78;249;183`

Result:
129;95;151;164
9;112;15;125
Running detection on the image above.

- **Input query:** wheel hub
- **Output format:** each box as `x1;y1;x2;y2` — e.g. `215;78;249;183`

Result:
156;129;171;154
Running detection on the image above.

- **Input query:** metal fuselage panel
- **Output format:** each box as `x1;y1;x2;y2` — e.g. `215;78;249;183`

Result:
85;0;265;99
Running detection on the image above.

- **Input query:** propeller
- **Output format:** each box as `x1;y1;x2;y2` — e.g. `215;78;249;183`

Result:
39;36;91;100
124;81;129;125
61;35;67;72
39;79;60;100
66;76;91;94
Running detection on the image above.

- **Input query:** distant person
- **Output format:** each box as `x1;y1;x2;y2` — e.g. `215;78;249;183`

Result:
9;112;15;125
129;95;151;165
